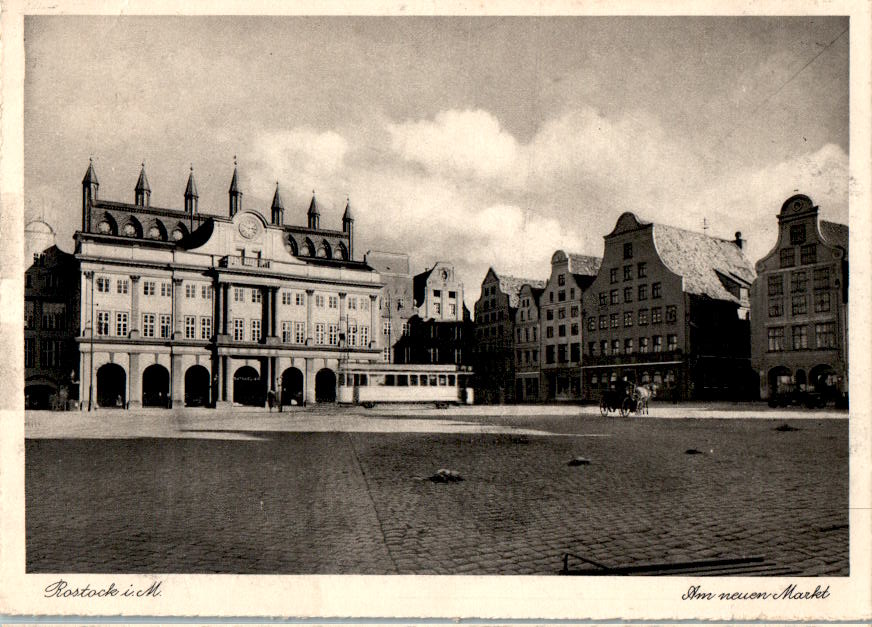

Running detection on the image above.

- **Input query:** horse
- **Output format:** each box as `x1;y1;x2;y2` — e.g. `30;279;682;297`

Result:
633;383;657;415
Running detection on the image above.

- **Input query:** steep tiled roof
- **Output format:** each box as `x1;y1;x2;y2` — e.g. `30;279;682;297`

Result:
185;169;198;198
568;253;602;276
820;220;848;255
496;272;546;308
135;164;151;192
653;223;756;302
413;267;434;307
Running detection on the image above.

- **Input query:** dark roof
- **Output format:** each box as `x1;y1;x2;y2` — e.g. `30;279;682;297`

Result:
413;267;434;307
342;199;354;222
184;169;198;198
820;220;848;255
229;166;241;194
653;223;756;302
568;253;601;276
571;273;597;291
307;194;320;216
92;199;188;219
135;165;150;193
271;183;284;210
495;272;546;308
365;251;410;275
82;160;99;186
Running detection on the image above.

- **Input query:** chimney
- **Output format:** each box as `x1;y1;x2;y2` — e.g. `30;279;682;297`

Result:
734;231;745;249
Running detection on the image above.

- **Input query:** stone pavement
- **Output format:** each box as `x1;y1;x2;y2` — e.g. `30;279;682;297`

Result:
25;406;848;575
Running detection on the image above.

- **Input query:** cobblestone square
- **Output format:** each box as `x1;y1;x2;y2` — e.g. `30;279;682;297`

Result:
25;406;848;575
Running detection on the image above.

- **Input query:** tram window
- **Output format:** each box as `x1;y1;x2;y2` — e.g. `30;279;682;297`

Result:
385;374;395;386
398;375;408;386
409;374;418;385
448;375;455;386
429;375;438;386
438;374;447;386
420;375;428;386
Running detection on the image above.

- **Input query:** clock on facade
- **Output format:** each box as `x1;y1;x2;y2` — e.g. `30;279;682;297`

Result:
238;217;259;239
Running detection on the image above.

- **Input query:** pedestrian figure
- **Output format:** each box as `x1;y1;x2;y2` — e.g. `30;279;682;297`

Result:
267;389;275;413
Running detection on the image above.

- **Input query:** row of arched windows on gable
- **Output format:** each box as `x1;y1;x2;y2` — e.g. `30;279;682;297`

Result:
286;235;348;260
96;212;188;242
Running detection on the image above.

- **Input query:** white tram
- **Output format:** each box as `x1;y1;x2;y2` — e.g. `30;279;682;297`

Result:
337;363;474;405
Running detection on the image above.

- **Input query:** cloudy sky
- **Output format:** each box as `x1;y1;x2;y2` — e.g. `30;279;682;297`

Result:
24;16;849;305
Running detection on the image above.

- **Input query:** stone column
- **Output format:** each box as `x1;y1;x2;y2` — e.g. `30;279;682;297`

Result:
270;287;278;337
172;354;184;407
128;352;141;408
338;292;347;336
261;286;270;343
172;277;183;338
369;294;378;349
220;355;228;404
306;288;315;345
129;275;140;337
221;283;230;335
305;358;315;404
214;281;223;336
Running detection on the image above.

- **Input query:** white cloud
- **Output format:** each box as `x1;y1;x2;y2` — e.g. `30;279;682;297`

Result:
250;127;349;184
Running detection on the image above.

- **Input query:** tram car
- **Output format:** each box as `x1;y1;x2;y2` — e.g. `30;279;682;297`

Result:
337;363;474;405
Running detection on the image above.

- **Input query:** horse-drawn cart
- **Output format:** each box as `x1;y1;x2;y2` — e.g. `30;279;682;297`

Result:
599;383;653;417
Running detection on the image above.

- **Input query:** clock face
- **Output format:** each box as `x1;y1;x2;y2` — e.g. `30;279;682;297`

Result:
238;218;258;239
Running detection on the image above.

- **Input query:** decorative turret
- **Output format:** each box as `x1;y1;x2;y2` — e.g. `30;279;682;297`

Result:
184;165;198;217
134;162;151;207
82;157;99;230
307;190;320;230
228;157;242;217
271;182;284;225
342;197;354;259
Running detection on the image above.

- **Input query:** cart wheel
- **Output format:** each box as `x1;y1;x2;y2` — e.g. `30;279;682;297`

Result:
599;398;609;416
621;398;632;417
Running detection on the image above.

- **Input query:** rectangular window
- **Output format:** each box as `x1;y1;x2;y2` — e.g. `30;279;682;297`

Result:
639;337;649;353
623;265;632;281
383;320;391;335
200;317;212;340
96;311;110;335
610;313;619;328
571;322;579;336
24;338;35;368
637;262;647;278
638;308;648;326
185;284;196;298
296;293;305;306
813;267;830;290
609;268;618;284
665;305;677;323
791;271;807;293
558;324;566;337
546;345;555;364
252;289;262;304
328;296;339;309
184;315;196;339
814;292;831;313
24;302;34;329
768;327;784;351
282;321;293;342
96;277;111;293
791;295;808;316
295;321;306;344
599;315;607;330
624;311;633;327
780;248;795;268
282;291;292;305
202;285;212;300
316;294;325;308
233;318;244;341
234;287;244;302
348;323;358;347
142;313;155;338
557;307;566;320
434;302;442;315
557;344;567;363
638;284;648;301
383;347;391;362
402;321;410;336
768;274;784;296
143;280;156;296
159;314;171;338
587;317;596;332
652;335;662;352
588;342;596;356
546;309;554;321
790;224;806;245
768;299;784;317
651;307;662;324
250;319;261;341
624;338;633;354
115;311;128;337
623;242;633;259
800;244;817;265
161;282;171;297
611;339;620;355
599;292;607;306
652;282;662;298
360;325;369;347
117;279;129;294
610;290;619;305
792;325;808;350
815;322;836;349
667;334;677;351
546;326;554;338
316;323;325;345
624;287;633;303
